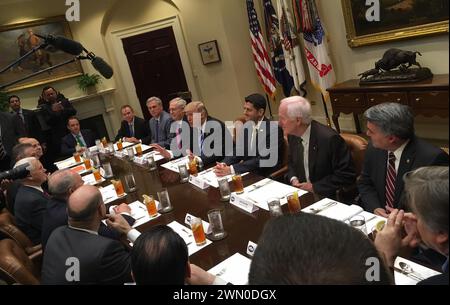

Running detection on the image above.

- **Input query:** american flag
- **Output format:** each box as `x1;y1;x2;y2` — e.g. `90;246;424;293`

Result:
246;0;276;98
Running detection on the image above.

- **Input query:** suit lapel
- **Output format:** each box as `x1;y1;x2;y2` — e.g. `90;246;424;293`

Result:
395;140;416;204
308;122;318;177
379;148;388;206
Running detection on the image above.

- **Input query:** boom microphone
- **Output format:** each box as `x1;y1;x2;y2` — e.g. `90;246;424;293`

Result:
36;34;84;56
91;56;114;79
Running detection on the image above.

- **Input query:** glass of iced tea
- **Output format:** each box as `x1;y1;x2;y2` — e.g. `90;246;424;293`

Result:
117;141;123;151
112;179;125;197
286;191;301;214
190;217;206;246
143;195;158;218
73;152;81;163
135;144;143;156
93;167;102;182
188;158;198;176
232;174;244;194
84;158;92;170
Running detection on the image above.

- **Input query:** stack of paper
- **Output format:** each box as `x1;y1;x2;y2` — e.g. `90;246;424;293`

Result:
161;156;190;172
167;221;212;256
394;256;441;285
99;184;127;204
208;253;252;285
54;156;83;170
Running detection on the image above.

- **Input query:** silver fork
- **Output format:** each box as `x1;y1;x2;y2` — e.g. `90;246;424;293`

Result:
309;201;337;214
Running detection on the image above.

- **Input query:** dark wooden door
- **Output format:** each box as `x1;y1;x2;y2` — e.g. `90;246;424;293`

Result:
122;27;189;120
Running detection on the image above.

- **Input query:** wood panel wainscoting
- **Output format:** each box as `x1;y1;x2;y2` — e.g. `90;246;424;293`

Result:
327;74;449;134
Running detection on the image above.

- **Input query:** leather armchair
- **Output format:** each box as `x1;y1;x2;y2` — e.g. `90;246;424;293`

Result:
0;239;40;285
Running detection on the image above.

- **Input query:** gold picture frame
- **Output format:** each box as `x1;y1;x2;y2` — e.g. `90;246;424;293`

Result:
342;0;449;48
0;15;83;92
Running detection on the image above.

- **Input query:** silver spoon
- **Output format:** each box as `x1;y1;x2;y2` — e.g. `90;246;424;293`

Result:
399;262;425;281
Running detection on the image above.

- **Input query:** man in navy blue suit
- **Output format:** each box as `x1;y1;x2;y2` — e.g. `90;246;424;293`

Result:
146;96;172;148
60;117;96;156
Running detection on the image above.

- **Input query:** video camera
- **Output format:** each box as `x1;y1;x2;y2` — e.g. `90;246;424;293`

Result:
0;162;31;181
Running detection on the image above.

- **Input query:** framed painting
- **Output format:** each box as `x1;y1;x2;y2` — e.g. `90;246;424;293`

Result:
198;40;221;65
342;0;449;47
0;15;83;92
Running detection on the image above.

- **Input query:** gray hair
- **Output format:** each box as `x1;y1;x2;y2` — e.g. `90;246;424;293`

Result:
14;157;37;170
48;169;77;197
404;166;448;234
12;143;33;161
281;96;312;124
364;103;414;139
146;96;162;106
170;97;187;109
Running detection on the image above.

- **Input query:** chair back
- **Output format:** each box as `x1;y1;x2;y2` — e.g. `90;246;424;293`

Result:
0;213;41;255
340;133;368;176
0;239;39;284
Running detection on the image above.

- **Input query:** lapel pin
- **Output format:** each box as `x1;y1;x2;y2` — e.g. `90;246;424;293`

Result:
406;159;410;164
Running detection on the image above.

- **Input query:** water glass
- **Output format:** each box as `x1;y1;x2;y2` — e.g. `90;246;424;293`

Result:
102;162;113;178
127;147;135;159
178;163;189;183
218;177;231;201
157;188;173;213
207;209;227;241
146;155;157;171
95;139;102;151
267;198;283;217
124;173;137;192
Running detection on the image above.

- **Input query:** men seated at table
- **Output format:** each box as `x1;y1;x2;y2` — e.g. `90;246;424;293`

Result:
215;93;284;177
278;96;356;198
13;157;49;245
115;104;151;144
152;101;232;167
374;166;449;285
131;225;225;285
357;103;449;217
41;169;136;247
41;185;139;284
18;136;56;173
60;117;96;156
248;213;392;284
147;97;172;148
167;97;187;150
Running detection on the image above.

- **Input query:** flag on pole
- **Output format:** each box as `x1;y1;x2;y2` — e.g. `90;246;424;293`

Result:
292;0;336;96
277;0;307;97
246;0;277;98
263;0;294;97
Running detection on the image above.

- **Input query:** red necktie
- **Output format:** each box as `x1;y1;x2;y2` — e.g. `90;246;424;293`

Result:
385;152;396;208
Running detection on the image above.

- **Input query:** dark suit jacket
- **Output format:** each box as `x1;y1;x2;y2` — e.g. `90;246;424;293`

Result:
286;120;356;198
14;185;48;245
358;136;449;213
0;111;24;157
60;129;97;157
114;116;151;144
11;108;43;143
149;111;172;147
418;259;449;285
223;118;284;177
42;226;132;285
41;197;135;248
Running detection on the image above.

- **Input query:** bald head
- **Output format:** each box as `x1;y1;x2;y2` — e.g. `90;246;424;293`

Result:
18;137;43;159
48;169;83;198
67;185;103;222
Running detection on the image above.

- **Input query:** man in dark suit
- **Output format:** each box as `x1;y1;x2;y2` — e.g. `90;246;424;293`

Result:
60;117;96;156
0;111;24;171
38;86;77;161
279;96;356;198
42;169;135;248
146;97;172;148
167;97;187;150
9;95;43;143
357;103;448;217
216;93;283;177
115;105;151;144
374;167;448;285
41;185;139;285
13;157;49;245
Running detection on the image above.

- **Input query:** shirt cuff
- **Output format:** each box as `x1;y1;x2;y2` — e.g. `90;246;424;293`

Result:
230;165;235;175
127;229;141;243
212;276;228;285
290;176;298;184
168;151;174;159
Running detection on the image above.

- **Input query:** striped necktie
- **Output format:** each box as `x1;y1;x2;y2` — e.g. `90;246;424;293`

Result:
385;152;397;208
0;138;6;160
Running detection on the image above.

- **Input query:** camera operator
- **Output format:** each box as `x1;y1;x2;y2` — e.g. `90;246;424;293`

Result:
0;110;25;171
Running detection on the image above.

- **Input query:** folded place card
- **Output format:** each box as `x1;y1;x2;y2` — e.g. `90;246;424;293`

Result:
207;253;252;285
246;241;257;257
167;221;212;256
229;193;259;213
189;174;210;190
99;184;127;205
54;156;83;170
161;156;190;173
82;173;105;185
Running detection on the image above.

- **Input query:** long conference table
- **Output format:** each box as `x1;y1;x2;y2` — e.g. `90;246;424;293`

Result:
92;147;318;271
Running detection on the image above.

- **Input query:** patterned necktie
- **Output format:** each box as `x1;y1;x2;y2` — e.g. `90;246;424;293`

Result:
385;152;397;208
75;134;85;147
129;124;134;137
0;138;6;160
296;137;306;182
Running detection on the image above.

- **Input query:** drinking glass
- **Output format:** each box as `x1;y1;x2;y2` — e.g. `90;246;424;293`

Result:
102;162;113;178
93;167;102;182
218;177;231;201
207;209;227;241
124;173;137;192
73;152;81;163
188;158;198;176
286;192;301;214
190;217;206;246
178;163;189;183
267;198;283;217
135;144;143;156
157;188;173;213
112;179;125;197
143;195;158;218
232;174;244;194
127;147;135;159
146;155;157;171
